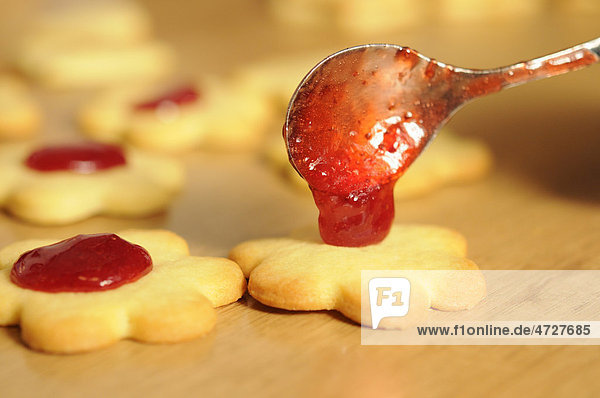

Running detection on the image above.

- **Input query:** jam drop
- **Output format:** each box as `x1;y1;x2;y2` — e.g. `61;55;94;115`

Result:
312;183;394;246
134;85;199;111
11;234;153;293
25;142;126;173
285;45;598;247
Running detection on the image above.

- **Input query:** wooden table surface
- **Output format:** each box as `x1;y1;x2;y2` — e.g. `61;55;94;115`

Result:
0;1;599;397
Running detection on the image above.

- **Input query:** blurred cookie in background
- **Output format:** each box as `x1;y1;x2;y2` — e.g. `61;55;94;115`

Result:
553;0;600;15
265;0;425;34
24;0;153;44
0;141;184;225
233;52;328;115
79;78;272;153
0;75;41;140
11;0;175;90
266;0;558;34
437;0;545;23
14;40;175;91
76;52;329;155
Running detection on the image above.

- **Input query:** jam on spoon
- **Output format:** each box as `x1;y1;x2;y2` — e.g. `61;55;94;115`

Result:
11;233;152;293
25;142;126;173
285;39;600;247
133;85;199;111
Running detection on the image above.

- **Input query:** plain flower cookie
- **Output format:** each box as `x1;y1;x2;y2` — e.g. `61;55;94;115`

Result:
233;53;329;123
265;128;492;200
13;1;174;89
266;0;543;34
0;141;183;225
234;54;325;108
78;79;272;152
25;0;153;44
437;0;544;23
265;0;425;34
0;75;40;140
14;38;174;90
0;229;246;353
229;224;486;327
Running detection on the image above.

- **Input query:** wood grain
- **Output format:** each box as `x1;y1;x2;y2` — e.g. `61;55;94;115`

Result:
0;1;598;397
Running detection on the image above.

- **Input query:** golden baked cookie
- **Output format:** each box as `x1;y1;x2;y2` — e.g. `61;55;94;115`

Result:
0;229;246;353
26;0;152;45
0;75;40;140
267;0;544;33
438;0;544;23
265;128;492;200
229;224;486;327
266;0;425;34
79;79;272;152
231;53;330;140
555;0;600;15
0;142;184;225
233;53;326;116
13;1;174;89
15;38;175;90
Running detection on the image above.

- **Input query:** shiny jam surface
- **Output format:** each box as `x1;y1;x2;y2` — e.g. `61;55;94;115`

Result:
25;142;126;173
134;85;199;111
285;46;598;247
11;233;153;293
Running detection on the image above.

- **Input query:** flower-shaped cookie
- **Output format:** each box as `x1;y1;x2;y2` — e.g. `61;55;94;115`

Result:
0;229;246;353
15;38;174;90
26;0;152;45
79;78;272;152
438;0;543;23
229;224;486;327
13;1;174;89
266;0;425;34
0;142;184;225
266;0;542;33
233;54;325;113
0;75;40;140
265;128;492;200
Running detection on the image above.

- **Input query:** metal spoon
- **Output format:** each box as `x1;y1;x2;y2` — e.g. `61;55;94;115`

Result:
283;38;599;247
285;38;599;191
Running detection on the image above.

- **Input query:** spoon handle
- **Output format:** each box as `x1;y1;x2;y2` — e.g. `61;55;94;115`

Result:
585;37;600;57
486;37;600;90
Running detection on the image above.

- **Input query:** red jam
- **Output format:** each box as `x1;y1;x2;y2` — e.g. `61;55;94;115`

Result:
25;142;126;173
11;234;152;293
134;85;199;111
285;46;598;247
